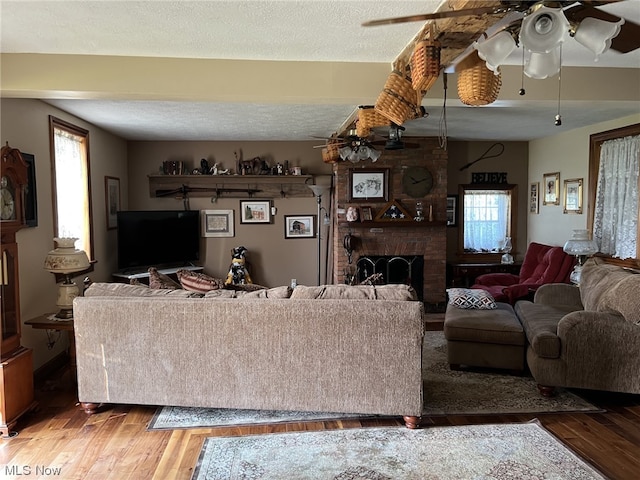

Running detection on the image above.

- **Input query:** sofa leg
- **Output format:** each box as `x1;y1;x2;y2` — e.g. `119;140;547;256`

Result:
80;402;100;415
403;416;421;429
537;385;556;397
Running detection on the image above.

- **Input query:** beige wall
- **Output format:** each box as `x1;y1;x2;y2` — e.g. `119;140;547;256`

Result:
1;98;128;369
446;141;529;262
528;113;640;247
126;141;332;288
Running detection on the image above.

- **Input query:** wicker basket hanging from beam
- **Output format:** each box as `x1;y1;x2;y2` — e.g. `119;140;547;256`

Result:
321;140;342;164
356;106;389;138
457;61;502;106
375;65;422;126
410;26;441;92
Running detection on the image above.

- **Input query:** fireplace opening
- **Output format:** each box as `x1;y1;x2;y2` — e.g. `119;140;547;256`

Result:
356;255;424;301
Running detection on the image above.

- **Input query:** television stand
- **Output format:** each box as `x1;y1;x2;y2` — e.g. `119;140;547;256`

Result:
112;265;203;283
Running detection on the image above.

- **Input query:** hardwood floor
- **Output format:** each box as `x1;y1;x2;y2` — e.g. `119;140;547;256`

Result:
2;329;640;479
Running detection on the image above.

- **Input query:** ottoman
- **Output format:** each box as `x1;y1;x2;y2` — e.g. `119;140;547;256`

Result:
444;302;526;373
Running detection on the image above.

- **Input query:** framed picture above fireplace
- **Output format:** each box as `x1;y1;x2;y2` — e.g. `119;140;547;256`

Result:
349;168;389;202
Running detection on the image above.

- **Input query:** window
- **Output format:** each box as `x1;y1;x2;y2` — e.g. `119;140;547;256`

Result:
459;184;517;257
588;123;640;264
49;116;94;260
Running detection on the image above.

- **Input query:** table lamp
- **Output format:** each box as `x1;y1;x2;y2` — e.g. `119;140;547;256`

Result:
563;229;598;284
44;237;90;318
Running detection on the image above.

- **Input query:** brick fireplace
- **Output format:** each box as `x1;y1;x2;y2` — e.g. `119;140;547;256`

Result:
331;138;447;305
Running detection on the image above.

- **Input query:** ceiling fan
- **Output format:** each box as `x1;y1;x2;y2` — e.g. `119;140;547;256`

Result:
363;1;640;78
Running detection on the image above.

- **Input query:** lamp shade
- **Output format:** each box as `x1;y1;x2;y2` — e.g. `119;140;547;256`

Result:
308;184;330;198
524;47;561;79
474;30;518;74
44;238;90;274
520;5;569;54
574;17;624;57
563;229;598;256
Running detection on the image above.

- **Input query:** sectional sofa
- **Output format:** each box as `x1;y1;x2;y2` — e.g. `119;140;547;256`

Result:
72;283;425;428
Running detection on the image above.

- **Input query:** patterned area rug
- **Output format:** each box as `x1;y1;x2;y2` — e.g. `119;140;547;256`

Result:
148;331;599;430
192;421;606;479
422;331;599;415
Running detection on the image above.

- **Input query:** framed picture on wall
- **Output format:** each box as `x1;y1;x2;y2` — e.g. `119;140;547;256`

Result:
201;209;234;237
446;195;457;227
240;200;272;224
543;172;560;205
530;182;539;214
105;176;120;229
349;168;389;202
284;215;316;238
563;178;583;214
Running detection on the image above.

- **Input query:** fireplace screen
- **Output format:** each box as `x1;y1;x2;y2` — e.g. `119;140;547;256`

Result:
356;255;424;301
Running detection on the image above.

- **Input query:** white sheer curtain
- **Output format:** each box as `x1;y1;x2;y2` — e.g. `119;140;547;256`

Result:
464;190;510;252
593;134;639;259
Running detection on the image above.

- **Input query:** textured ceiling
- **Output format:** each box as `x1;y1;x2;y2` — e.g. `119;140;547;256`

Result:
2;0;639;142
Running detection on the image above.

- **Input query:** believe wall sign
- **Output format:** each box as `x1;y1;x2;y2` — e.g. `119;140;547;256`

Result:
471;172;508;184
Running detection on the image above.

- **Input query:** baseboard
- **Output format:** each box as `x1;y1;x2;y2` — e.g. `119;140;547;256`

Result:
33;352;70;386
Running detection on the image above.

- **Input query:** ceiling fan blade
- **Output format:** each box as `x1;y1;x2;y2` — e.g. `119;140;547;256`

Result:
362;6;506;27
564;3;640;53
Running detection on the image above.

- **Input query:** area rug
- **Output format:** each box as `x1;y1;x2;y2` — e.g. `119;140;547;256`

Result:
422;331;599;415
148;407;374;430
191;421;606;479
149;331;599;430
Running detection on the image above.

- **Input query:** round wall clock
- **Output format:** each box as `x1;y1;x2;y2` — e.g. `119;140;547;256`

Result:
402;166;433;198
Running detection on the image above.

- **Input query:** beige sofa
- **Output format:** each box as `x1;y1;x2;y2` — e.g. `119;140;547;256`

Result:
515;258;640;396
73;283;425;428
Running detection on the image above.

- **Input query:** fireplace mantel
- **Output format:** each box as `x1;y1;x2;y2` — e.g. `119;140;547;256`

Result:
339;221;447;228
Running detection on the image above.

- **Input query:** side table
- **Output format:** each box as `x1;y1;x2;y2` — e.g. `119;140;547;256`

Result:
25;314;76;381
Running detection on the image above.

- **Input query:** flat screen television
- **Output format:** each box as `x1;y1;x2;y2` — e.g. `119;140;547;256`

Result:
117;210;200;271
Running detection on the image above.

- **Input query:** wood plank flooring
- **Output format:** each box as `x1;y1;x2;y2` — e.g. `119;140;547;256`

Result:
3;322;640;479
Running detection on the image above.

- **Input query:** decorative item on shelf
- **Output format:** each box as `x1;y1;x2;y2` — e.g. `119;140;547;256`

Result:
457;53;502;106
414;201;424;222
374;199;412;222
428;204;434;222
43;237;90;319
346;206;359;222
163;160;184;175
308;184;331;285
501;236;514;265
563;229;598;284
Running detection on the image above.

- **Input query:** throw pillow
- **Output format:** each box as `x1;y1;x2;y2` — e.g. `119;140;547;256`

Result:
177;269;226;293
148;267;181;290
447;288;497;310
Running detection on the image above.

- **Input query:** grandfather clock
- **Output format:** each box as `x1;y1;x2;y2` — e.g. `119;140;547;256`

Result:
0;142;36;437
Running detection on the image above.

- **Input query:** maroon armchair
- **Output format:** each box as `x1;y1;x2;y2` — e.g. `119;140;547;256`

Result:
471;242;575;304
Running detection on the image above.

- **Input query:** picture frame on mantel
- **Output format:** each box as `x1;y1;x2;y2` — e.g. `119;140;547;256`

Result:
105;176;120;230
349;168;389;202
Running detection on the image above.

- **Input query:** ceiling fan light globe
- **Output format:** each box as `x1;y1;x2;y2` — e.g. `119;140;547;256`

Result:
369;147;382;162
574;17;624;57
524;48;561;79
338;146;352;161
520;5;569;53
474;31;518;74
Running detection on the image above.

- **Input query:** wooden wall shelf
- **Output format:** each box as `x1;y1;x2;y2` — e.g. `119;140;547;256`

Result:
148;174;316;199
339;221;447;228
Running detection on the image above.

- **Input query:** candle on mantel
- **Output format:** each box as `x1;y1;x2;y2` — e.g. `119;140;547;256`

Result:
428;204;433;222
